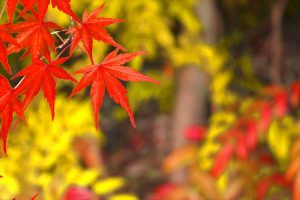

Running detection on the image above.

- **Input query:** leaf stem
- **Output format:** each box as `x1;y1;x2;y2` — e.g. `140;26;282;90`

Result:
53;32;65;44
13;76;25;90
57;37;70;49
55;43;71;60
51;29;69;34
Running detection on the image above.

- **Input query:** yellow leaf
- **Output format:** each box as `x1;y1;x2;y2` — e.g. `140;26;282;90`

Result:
268;120;291;166
73;170;99;187
93;177;125;195
110;194;139;200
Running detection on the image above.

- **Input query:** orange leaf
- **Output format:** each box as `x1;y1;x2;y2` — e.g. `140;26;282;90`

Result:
162;145;197;173
294;171;300;200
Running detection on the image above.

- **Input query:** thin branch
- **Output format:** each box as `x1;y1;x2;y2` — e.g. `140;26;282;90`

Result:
51;29;69;34
57;37;70;49
13;76;25;89
55;43;71;60
54;32;66;45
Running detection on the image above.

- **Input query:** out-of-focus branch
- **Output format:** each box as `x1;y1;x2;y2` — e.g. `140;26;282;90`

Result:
171;67;209;150
270;0;288;84
169;0;223;184
196;0;224;45
170;66;209;184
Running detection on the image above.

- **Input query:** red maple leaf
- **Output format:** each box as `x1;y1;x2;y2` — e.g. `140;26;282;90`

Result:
7;0;19;22
70;49;159;129
0;23;18;74
0;75;24;154
12;57;76;119
19;0;79;23
8;12;61;61
67;3;125;63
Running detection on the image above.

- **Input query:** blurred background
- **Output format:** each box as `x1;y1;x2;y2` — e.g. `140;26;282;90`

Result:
1;0;300;199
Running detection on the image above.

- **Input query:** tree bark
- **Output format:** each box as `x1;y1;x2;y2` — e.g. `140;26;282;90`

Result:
169;0;223;184
170;66;209;184
171;66;209;150
195;0;223;45
270;0;288;84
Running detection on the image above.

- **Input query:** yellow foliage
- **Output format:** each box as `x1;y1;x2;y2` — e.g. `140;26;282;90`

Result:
217;173;229;193
268;117;296;168
198;111;236;170
93;177;125;195
46;0;234;115
0;95;131;199
110;194;139;200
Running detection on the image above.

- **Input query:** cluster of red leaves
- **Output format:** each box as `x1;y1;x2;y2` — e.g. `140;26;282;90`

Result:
207;85;293;178
0;1;158;157
180;83;300;199
256;174;290;200
209;84;299;199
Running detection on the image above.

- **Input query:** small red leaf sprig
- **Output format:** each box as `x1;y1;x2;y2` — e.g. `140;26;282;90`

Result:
183;84;300;179
0;1;158;155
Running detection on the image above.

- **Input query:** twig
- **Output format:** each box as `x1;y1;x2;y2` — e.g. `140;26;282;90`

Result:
55;43;71;60
54;32;66;44
13;76;25;90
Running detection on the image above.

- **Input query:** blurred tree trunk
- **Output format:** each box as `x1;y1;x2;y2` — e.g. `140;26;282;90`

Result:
169;0;223;184
270;0;288;84
196;0;224;45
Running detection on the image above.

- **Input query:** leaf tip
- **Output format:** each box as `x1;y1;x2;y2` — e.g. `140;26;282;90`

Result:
130;117;136;128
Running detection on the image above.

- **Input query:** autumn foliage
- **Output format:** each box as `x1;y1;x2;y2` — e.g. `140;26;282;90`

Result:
157;82;300;200
0;1;157;156
1;0;300;199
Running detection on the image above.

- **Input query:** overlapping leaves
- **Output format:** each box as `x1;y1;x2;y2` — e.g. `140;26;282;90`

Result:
0;75;23;154
67;3;125;63
0;2;157;155
8;13;61;60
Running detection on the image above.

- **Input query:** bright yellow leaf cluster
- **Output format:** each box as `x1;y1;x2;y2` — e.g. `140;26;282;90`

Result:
0;95;137;200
